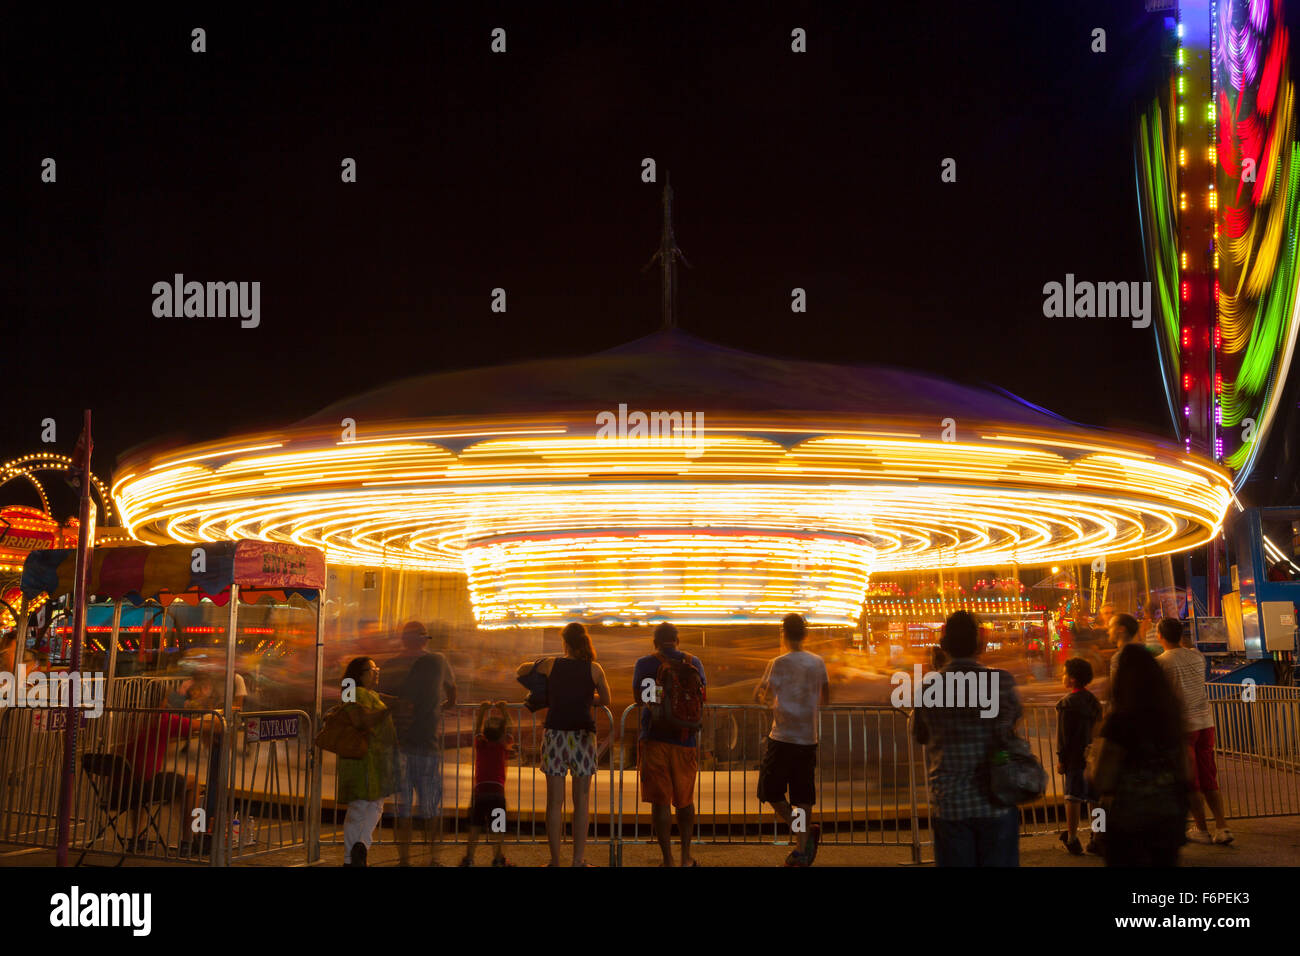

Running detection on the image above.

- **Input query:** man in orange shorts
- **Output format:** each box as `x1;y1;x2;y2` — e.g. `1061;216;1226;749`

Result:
633;623;707;867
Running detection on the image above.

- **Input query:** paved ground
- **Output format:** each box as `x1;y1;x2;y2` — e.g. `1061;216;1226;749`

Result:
5;813;1298;867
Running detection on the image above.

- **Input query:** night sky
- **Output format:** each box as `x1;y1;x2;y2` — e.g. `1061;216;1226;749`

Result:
10;2;1289;521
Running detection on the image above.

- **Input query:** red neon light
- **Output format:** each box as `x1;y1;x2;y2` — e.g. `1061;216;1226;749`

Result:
1181;281;1191;301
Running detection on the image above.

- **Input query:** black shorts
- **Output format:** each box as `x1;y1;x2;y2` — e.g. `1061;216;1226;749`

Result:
470;789;507;829
757;737;817;806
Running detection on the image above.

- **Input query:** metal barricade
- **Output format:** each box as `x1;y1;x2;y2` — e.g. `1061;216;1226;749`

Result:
0;705;225;864
222;710;314;864
109;676;187;709
1014;704;1068;837
319;702;617;865
614;704;926;863
1208;692;1300;818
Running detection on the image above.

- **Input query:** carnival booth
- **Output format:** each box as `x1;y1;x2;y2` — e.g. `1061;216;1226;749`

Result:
2;541;326;865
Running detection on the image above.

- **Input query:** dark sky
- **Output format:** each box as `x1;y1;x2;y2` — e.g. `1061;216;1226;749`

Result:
8;2;1254;520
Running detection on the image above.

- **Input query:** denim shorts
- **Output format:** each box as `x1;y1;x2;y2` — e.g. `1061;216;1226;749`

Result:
395;750;442;819
1063;766;1096;804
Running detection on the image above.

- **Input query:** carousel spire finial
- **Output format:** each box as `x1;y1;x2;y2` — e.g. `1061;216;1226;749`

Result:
643;172;690;331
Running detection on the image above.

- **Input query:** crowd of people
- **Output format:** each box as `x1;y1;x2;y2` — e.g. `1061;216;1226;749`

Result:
916;608;1234;867
333;613;829;867
326;605;1237;868
64;600;1234;867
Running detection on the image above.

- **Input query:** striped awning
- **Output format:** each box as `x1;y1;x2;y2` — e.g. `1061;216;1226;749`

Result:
21;540;325;603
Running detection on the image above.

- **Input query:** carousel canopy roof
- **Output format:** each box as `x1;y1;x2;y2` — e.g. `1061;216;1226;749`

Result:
301;329;1079;432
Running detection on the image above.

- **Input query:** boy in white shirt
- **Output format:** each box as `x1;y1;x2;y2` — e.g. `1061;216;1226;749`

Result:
754;613;830;866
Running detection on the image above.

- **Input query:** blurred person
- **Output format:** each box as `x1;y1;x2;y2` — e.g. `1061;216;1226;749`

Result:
1056;657;1102;856
459;701;515;867
1090;644;1189;866
118;683;221;854
338;657;397;867
633;622;707;867
911;610;1023;867
174;666;247;712
1106;613;1142;683
1095;603;1115;631
381;621;457;866
1156;618;1232;845
754;613;829;867
522;622;611;867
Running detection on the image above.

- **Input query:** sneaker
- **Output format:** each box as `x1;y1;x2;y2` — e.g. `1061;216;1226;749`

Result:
491;856;515;867
1057;831;1083;855
1186;826;1213;844
458;856;473;867
803;823;822;866
349;842;367;867
1213;828;1234;845
783;849;807;867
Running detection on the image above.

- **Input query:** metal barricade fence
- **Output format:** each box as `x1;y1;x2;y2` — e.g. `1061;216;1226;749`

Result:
319;702;617;865
614;704;926;863
1207;693;1300;818
109;676;187;709
6;683;1298;866
0;705;225;864
223;710;314;864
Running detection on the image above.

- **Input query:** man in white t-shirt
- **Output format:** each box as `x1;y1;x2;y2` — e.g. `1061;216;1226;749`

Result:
1156;618;1232;846
754;613;830;867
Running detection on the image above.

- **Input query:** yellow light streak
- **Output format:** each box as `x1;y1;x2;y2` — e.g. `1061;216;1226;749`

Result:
112;419;1232;627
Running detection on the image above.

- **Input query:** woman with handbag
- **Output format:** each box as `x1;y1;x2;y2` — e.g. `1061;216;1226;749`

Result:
518;622;611;866
337;657;398;867
1089;643;1189;867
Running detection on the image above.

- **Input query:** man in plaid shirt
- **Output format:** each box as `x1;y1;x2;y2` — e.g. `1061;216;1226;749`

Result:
910;610;1023;866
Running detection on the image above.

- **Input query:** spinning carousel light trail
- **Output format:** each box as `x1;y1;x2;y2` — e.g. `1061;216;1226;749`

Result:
113;418;1232;628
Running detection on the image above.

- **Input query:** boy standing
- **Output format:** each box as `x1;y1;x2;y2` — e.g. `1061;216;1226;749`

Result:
1056;657;1102;855
754;613;830;867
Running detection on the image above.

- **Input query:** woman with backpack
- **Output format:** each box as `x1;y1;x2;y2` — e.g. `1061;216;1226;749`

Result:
1089;643;1189;866
336;656;397;867
518;622;611;866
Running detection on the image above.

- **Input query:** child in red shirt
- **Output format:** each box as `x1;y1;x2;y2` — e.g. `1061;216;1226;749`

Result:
460;701;514;866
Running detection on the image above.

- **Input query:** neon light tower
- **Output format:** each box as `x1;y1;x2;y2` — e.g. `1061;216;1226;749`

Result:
1139;0;1300;607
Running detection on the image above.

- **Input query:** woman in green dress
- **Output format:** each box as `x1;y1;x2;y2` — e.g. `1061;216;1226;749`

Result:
338;656;397;866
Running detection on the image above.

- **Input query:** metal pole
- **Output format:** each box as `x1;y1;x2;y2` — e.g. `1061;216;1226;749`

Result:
55;409;94;868
213;583;240;865
105;601;122;706
1141;552;1152;614
307;585;325;863
1207;532;1222;616
908;731;924;864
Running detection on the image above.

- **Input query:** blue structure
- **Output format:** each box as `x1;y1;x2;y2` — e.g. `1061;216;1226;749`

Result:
1223;506;1300;660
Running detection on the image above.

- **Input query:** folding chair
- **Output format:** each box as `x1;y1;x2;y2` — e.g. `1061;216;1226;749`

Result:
77;753;172;866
